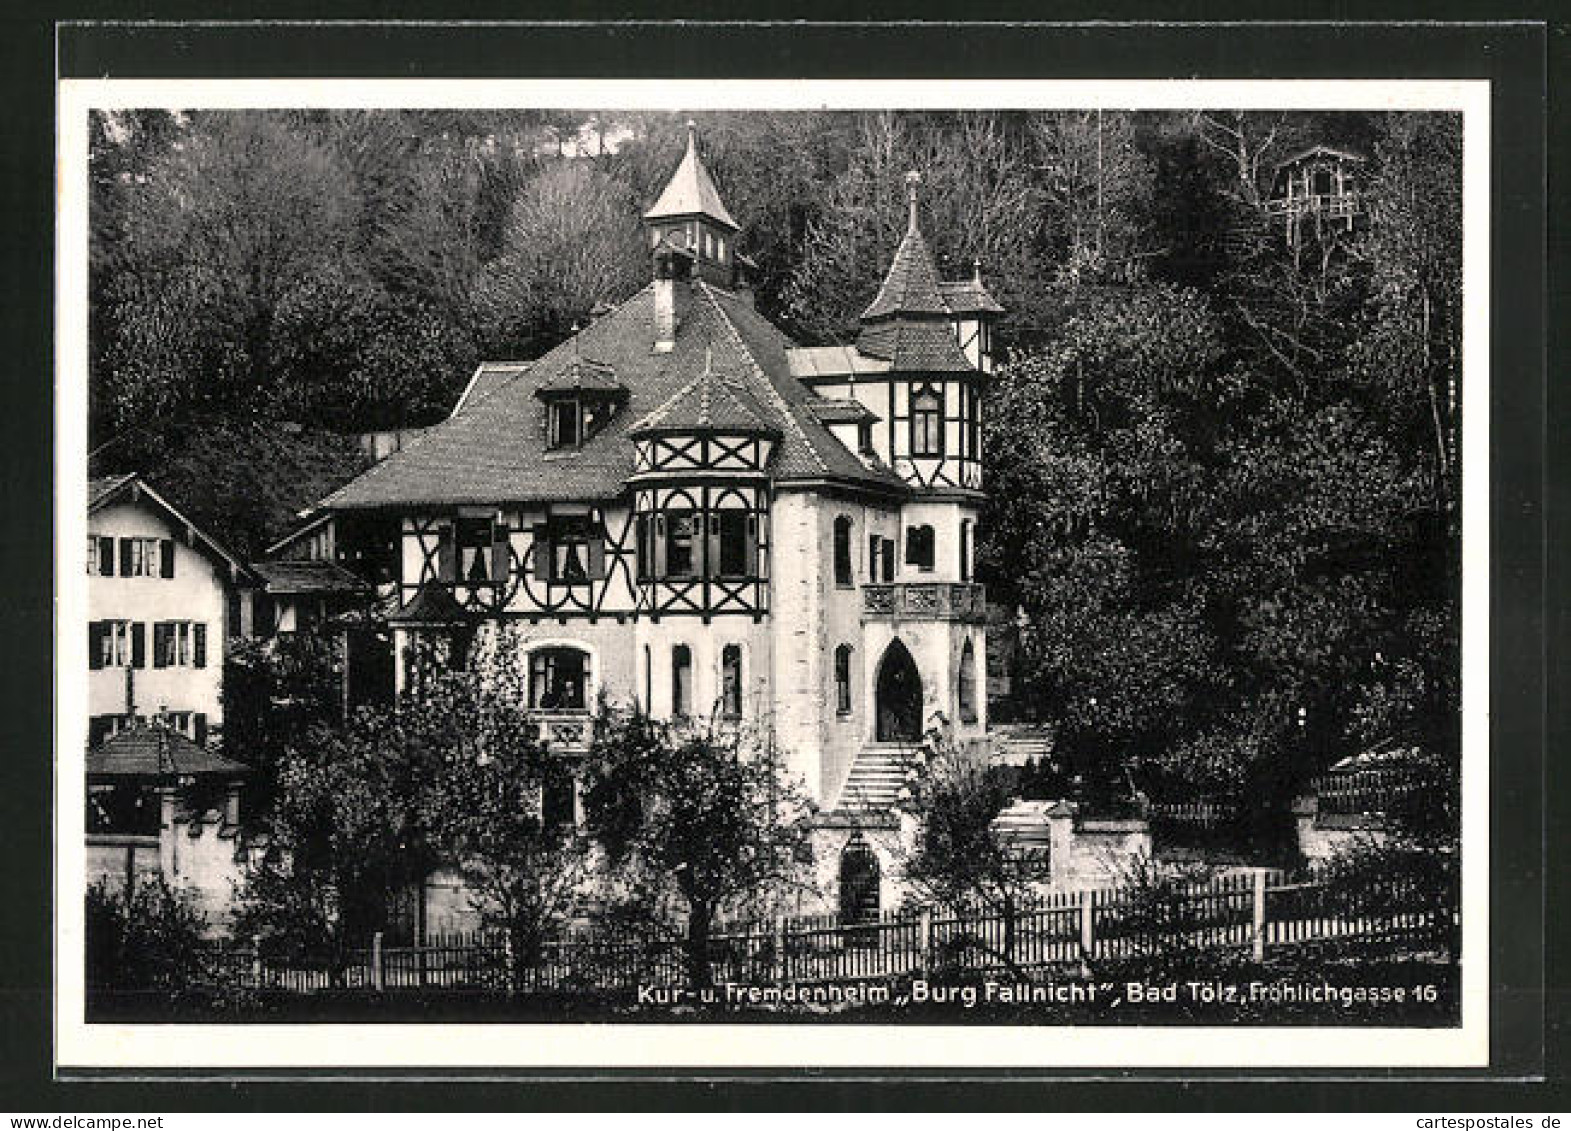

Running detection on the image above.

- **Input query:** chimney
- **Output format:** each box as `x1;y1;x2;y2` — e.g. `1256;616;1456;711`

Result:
652;253;691;353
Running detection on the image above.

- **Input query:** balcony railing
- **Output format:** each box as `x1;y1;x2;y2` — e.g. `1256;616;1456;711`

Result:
530;710;594;753
862;582;987;622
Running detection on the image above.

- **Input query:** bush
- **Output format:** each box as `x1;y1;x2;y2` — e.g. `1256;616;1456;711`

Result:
85;879;210;996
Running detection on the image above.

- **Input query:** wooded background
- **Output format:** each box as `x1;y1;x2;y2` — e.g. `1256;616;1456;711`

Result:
88;108;1462;809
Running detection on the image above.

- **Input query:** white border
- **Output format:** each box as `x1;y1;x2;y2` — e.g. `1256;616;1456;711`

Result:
55;77;1491;1071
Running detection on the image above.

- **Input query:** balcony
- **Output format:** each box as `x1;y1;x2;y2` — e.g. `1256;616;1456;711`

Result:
530;710;594;753
862;582;986;623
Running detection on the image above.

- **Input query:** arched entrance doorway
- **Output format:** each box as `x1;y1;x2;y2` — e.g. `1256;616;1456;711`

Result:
838;835;881;930
875;639;923;742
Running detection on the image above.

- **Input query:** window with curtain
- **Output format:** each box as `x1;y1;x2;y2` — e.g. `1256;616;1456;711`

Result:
905;525;935;572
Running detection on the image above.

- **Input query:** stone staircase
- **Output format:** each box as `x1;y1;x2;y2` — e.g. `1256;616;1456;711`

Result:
835;744;916;812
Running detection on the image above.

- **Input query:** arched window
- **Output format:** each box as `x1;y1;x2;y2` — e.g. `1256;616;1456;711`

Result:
905;524;935;572
720;644;743;719
835;645;853;715
833;515;853;587
911;384;943;457
958;639;978;724
671;644;693;716
530;646;589;710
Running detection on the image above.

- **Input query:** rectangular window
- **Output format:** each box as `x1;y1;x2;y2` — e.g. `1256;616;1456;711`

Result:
833;516;853;587
835;646;852;715
672;645;693;716
868;535;881;583
118;537;162;578
91;620;134;668
635;514;651;580
881;537;896;582
665;511;697;579
906;526;935;572
153;621;205;668
721;645;743;719
549;399;581;449
717;510;750;577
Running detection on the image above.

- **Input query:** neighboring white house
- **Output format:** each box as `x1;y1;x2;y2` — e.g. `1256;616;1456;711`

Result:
299;124;1003;920
87;473;255;750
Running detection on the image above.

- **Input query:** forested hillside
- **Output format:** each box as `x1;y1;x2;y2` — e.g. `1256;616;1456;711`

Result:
89;108;1461;806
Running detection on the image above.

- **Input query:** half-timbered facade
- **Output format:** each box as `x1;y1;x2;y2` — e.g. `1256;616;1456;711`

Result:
308;124;1001;912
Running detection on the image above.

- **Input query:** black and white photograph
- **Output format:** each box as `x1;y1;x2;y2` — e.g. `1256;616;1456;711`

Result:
53;69;1498;1072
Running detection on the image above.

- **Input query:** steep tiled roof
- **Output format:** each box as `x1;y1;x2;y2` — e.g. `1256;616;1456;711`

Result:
631;355;778;436
319;281;905;509
534;356;627;399
451;362;531;418
250;559;372;596
856;319;976;373
642;123;740;231
859;223;951;321
88;724;250;779
938;278;1005;316
786;345;893;380
805;397;878;424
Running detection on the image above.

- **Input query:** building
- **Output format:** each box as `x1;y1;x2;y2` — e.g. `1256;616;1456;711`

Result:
86;719;252;927
1263;144;1366;252
305;124;1002;916
87;474;256;749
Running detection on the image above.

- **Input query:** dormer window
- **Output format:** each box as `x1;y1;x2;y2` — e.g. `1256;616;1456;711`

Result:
858;420;875;456
549;399;581;450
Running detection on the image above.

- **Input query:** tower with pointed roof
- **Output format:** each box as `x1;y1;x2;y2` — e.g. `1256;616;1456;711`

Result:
298;124;1002;924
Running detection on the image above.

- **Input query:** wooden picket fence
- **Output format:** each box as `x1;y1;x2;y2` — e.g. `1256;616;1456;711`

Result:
188;866;1454;998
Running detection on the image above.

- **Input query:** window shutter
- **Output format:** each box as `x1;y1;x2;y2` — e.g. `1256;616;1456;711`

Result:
131;622;146;669
193;623;207;669
883;538;896;582
88;622;103;670
159;538;175;578
99;537;115;577
119;538;134;576
588;528;606;580
193;713;208;747
491;525;511;584
437;524;457;582
152;623;169;669
532;524;550;582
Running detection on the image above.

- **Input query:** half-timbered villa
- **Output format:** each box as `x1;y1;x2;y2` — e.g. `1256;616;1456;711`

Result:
304;124;1002;915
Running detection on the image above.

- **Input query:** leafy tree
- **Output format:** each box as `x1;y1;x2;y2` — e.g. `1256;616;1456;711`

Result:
581;711;813;989
475;161;646;357
897;734;1049;973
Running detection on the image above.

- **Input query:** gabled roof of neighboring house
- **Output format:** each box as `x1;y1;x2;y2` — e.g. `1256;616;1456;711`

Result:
88;723;250;780
249;559;373;596
642;121;740;231
317;279;907;510
88;473;256;583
